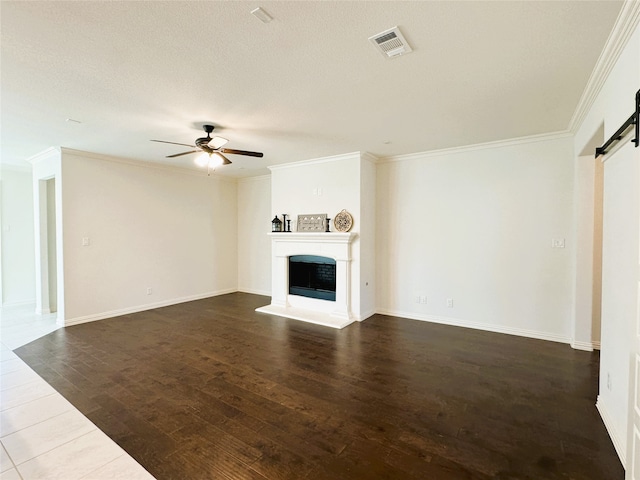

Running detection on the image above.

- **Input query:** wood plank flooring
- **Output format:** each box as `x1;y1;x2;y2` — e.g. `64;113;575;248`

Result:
15;293;623;479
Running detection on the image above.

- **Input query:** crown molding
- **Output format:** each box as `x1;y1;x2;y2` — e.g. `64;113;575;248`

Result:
268;151;368;172
569;1;640;133
379;131;572;164
361;152;380;164
237;173;271;184
59;148;236;183
25;147;61;165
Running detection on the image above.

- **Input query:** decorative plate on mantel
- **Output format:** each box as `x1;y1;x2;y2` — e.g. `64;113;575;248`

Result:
333;209;353;232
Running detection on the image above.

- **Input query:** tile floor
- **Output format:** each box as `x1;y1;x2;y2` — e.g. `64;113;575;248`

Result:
1;304;154;479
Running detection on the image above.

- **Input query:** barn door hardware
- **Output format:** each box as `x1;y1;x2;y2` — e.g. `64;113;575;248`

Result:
595;89;639;158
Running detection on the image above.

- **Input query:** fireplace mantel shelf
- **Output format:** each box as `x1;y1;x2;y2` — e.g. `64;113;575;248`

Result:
268;232;357;242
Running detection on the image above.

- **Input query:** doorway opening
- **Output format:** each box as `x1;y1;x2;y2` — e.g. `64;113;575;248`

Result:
572;124;604;350
36;177;57;314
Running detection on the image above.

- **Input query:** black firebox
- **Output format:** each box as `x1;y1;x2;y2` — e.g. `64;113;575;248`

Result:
288;255;336;301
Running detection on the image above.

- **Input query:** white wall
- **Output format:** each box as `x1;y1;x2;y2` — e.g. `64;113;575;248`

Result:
237;175;271;296
376;135;575;342
574;15;640;464
359;156;377;318
0;166;36;306
59;149;238;324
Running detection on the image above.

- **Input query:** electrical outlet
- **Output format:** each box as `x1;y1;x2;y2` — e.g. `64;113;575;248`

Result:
146;287;153;295
551;238;565;248
447;298;453;308
420;295;427;304
82;237;90;246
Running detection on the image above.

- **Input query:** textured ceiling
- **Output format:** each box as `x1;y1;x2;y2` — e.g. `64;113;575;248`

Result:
1;1;623;176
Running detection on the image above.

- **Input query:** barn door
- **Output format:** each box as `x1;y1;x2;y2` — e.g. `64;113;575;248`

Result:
626;137;640;479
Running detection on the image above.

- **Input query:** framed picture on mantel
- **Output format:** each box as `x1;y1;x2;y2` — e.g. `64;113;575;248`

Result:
297;214;327;232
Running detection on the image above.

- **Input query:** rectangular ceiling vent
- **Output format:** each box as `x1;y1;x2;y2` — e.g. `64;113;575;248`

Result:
369;26;412;58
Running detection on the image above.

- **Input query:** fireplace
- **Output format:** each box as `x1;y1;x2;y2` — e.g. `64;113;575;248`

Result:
289;255;336;301
256;232;357;329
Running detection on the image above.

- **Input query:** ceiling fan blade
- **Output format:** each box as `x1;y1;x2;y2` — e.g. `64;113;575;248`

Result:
166;150;199;158
220;148;263;157
209;136;228;149
151;140;195;148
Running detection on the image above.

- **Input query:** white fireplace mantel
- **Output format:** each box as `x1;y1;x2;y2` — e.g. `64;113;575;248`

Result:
256;232;357;329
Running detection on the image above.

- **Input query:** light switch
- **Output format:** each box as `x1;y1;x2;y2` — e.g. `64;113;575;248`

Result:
82;237;90;246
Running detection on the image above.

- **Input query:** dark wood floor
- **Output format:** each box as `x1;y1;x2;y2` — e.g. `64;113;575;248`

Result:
15;293;622;479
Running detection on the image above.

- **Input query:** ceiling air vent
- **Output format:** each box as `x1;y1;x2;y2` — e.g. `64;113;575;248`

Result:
369;26;412;58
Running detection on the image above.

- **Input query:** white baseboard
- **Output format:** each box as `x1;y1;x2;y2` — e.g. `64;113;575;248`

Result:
355;309;376;322
571;340;596;352
375;308;570;345
237;288;271;297
571;338;602;351
596;395;627;467
63;289;237;326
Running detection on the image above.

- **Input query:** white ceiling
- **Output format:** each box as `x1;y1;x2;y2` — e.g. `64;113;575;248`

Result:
1;1;623;177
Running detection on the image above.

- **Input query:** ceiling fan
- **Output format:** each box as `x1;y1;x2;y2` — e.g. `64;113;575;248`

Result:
151;124;263;168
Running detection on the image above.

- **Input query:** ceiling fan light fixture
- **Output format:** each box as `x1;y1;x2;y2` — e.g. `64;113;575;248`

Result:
195;153;210;167
153;124;262;165
208;154;223;168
